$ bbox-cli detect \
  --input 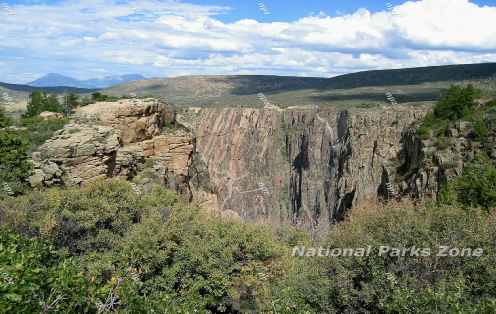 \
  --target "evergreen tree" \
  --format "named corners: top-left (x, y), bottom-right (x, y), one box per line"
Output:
top-left (24, 91), bottom-right (64, 117)
top-left (0, 131), bottom-right (31, 194)
top-left (63, 93), bottom-right (80, 116)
